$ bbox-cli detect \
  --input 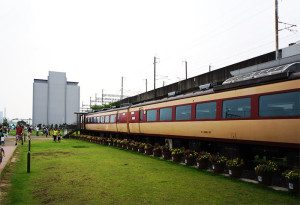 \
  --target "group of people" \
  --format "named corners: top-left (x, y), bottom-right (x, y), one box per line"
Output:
top-left (0, 126), bottom-right (6, 165)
